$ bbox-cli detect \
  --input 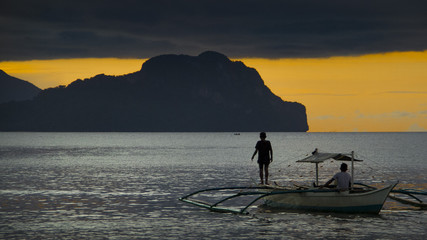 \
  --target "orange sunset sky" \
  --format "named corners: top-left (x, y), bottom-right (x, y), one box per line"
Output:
top-left (2, 1), bottom-right (427, 132)
top-left (1, 51), bottom-right (426, 132)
